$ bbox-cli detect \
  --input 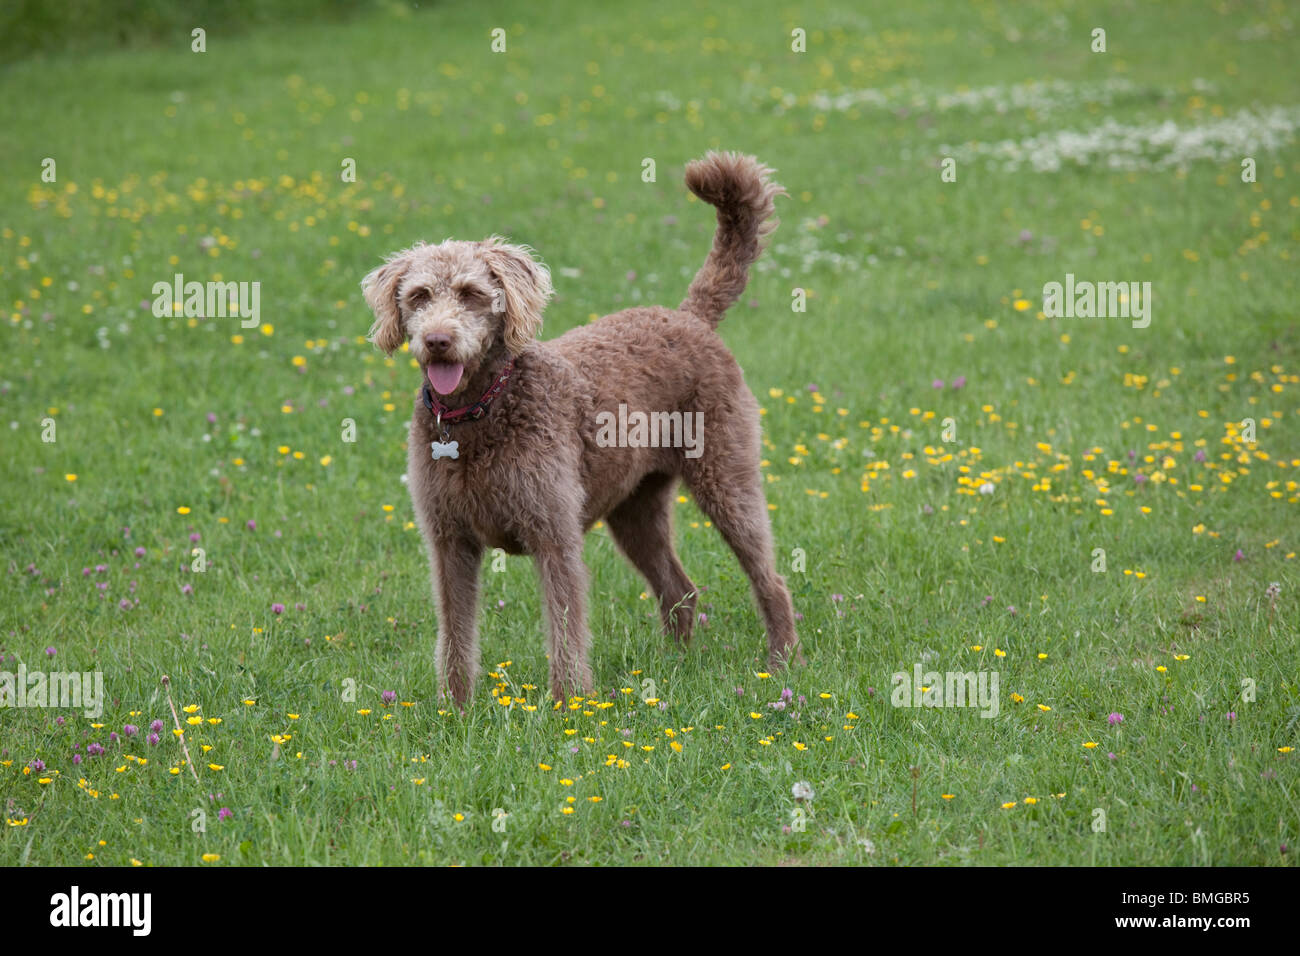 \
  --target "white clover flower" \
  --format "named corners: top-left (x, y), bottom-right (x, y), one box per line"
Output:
top-left (792, 781), bottom-right (814, 802)
top-left (940, 106), bottom-right (1300, 174)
